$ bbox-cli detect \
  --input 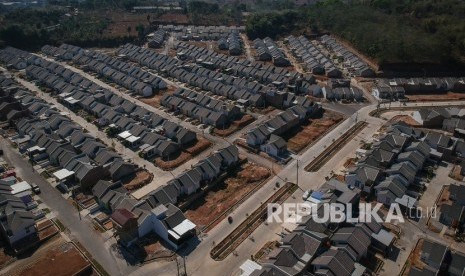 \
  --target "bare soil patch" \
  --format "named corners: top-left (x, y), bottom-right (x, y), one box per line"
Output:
top-left (214, 114), bottom-right (255, 137)
top-left (12, 242), bottom-right (90, 276)
top-left (122, 170), bottom-right (153, 191)
top-left (103, 12), bottom-right (150, 38)
top-left (155, 137), bottom-right (212, 170)
top-left (287, 110), bottom-right (343, 153)
top-left (389, 115), bottom-right (421, 126)
top-left (402, 239), bottom-right (424, 276)
top-left (450, 165), bottom-right (464, 181)
top-left (139, 85), bottom-right (177, 108)
top-left (156, 13), bottom-right (189, 24)
top-left (0, 247), bottom-right (15, 270)
top-left (407, 92), bottom-right (465, 102)
top-left (185, 163), bottom-right (270, 229)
